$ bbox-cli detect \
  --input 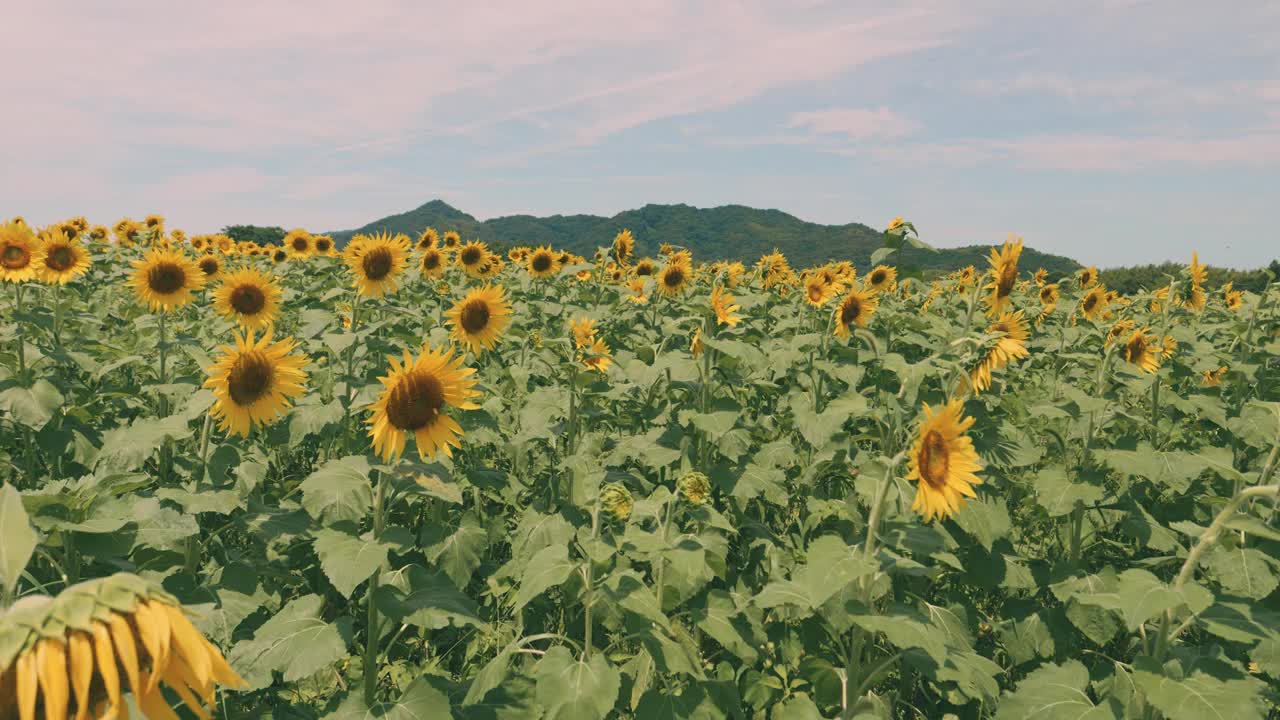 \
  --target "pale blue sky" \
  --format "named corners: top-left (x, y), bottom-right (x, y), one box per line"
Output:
top-left (4, 1), bottom-right (1277, 267)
